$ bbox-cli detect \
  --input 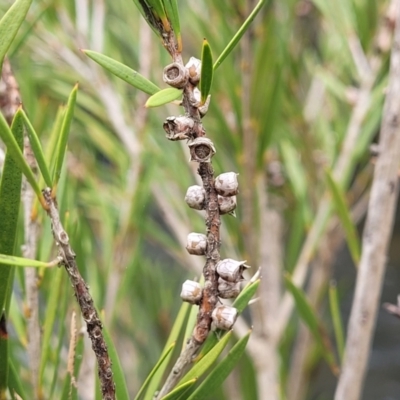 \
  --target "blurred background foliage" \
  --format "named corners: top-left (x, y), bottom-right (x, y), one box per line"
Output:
top-left (1, 0), bottom-right (400, 399)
